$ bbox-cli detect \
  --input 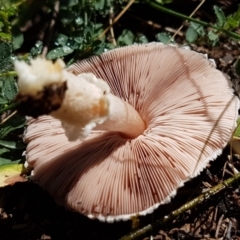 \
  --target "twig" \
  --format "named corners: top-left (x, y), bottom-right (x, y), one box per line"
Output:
top-left (41, 1), bottom-right (60, 57)
top-left (213, 205), bottom-right (218, 222)
top-left (109, 7), bottom-right (117, 46)
top-left (215, 214), bottom-right (225, 238)
top-left (0, 110), bottom-right (17, 125)
top-left (225, 219), bottom-right (232, 239)
top-left (98, 0), bottom-right (135, 40)
top-left (168, 0), bottom-right (205, 43)
top-left (222, 160), bottom-right (228, 179)
top-left (119, 172), bottom-right (240, 240)
top-left (227, 162), bottom-right (239, 175)
top-left (165, 27), bottom-right (183, 36)
top-left (209, 206), bottom-right (216, 228)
